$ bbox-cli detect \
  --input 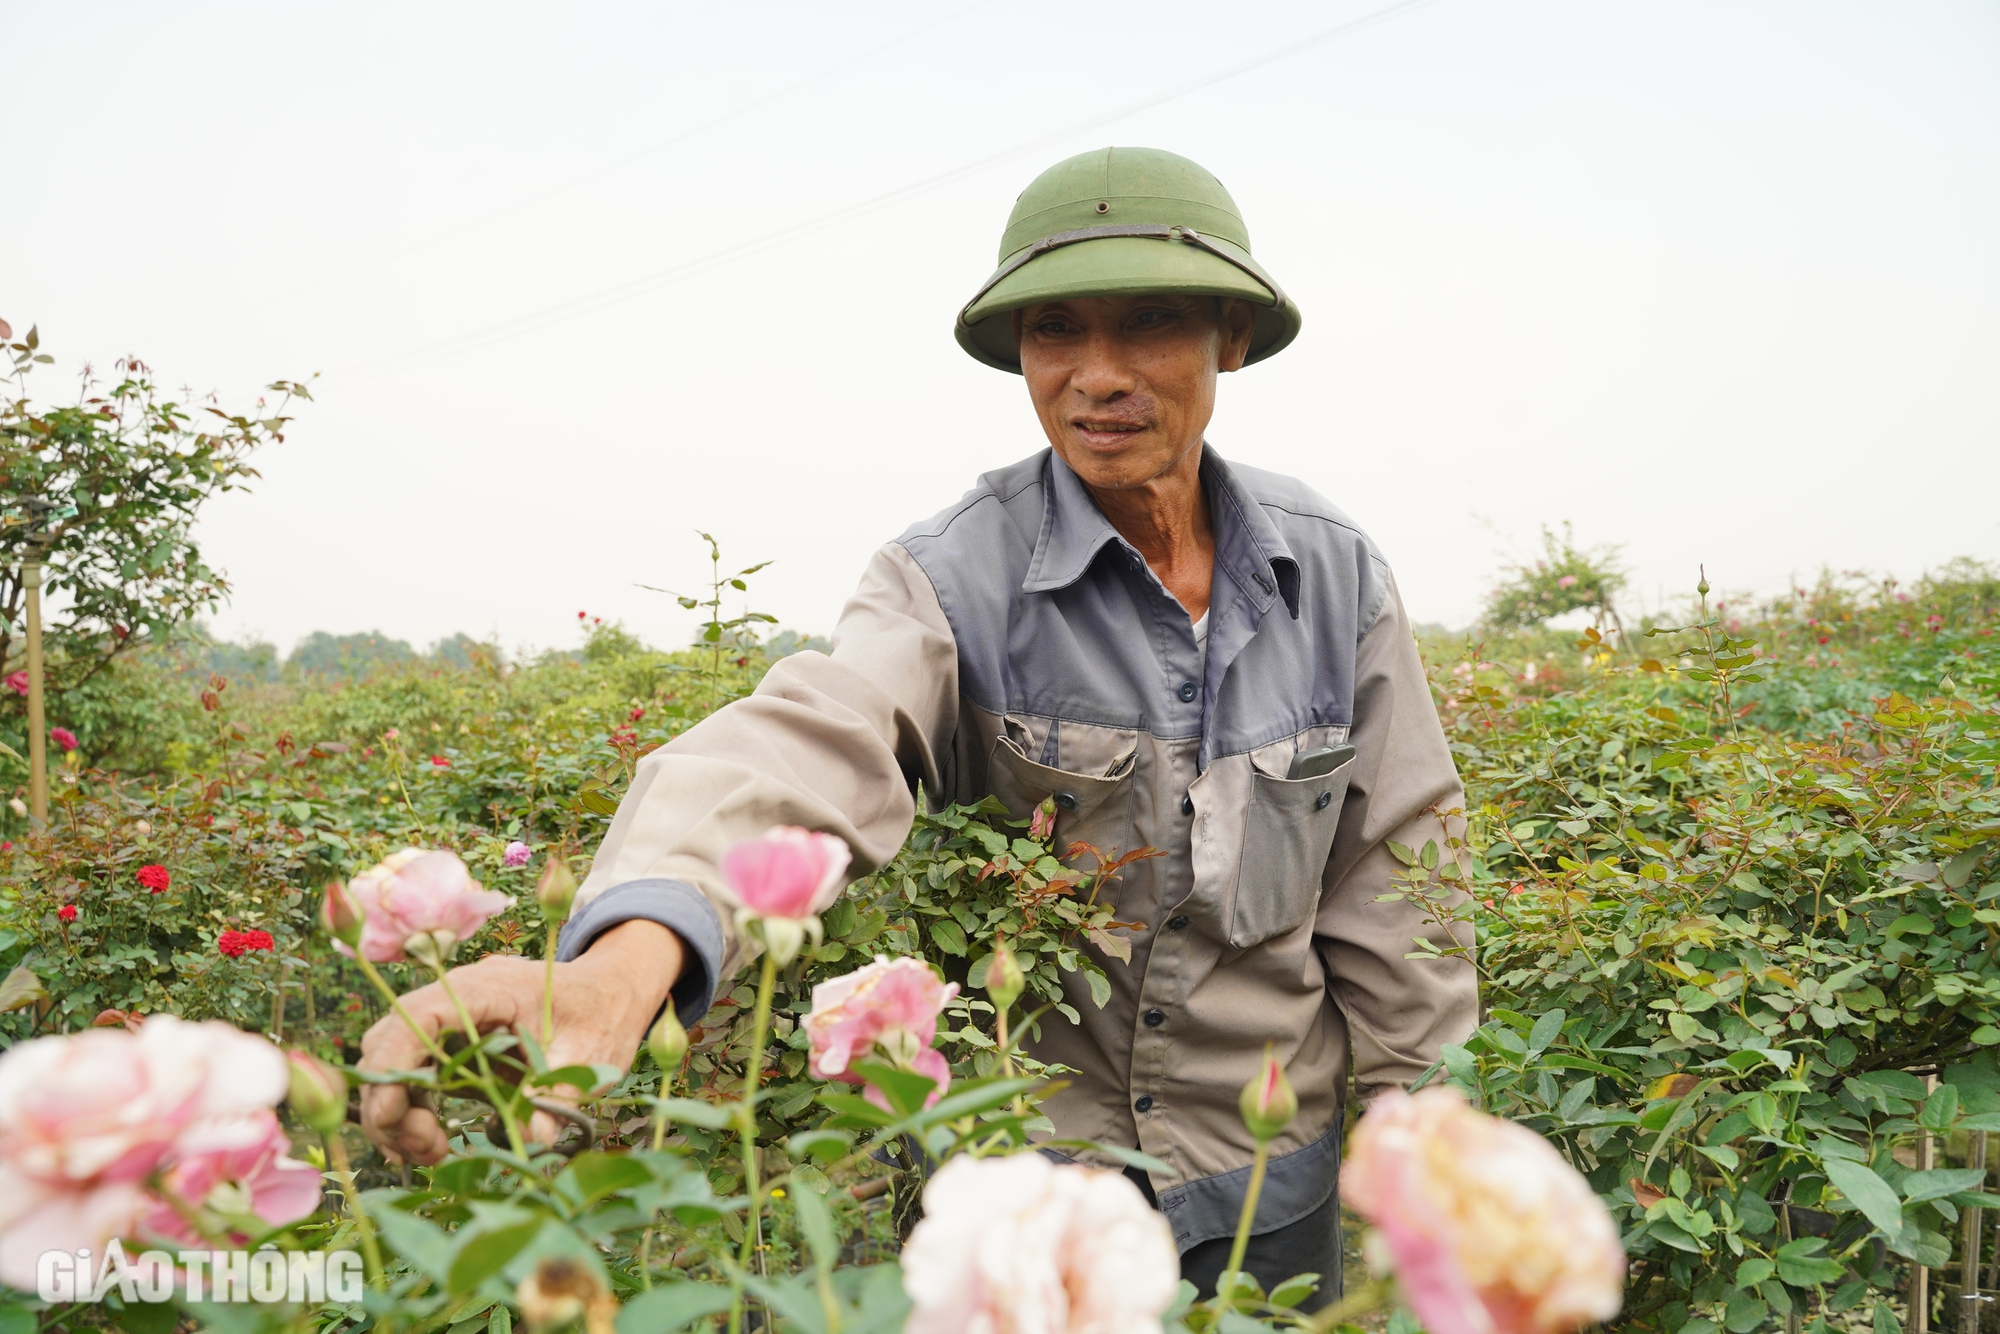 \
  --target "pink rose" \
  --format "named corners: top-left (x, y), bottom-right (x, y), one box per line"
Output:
top-left (902, 1154), bottom-right (1179, 1334)
top-left (138, 1110), bottom-right (321, 1245)
top-left (721, 826), bottom-right (850, 920)
top-left (1556, 575), bottom-right (1578, 589)
top-left (0, 1016), bottom-right (290, 1289)
top-left (805, 956), bottom-right (958, 1109)
top-left (337, 848), bottom-right (512, 964)
top-left (4, 671), bottom-right (26, 695)
top-left (50, 726), bottom-right (78, 753)
top-left (1342, 1086), bottom-right (1624, 1334)
top-left (502, 840), bottom-right (533, 868)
